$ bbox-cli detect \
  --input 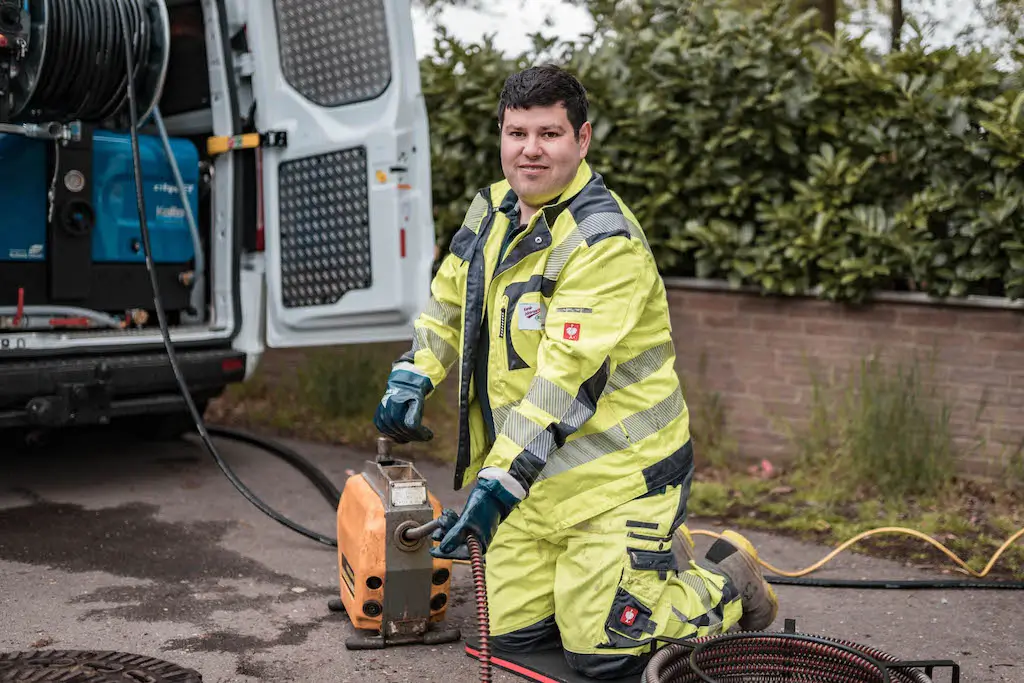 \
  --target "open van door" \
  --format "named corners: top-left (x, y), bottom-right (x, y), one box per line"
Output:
top-left (246, 0), bottom-right (435, 348)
